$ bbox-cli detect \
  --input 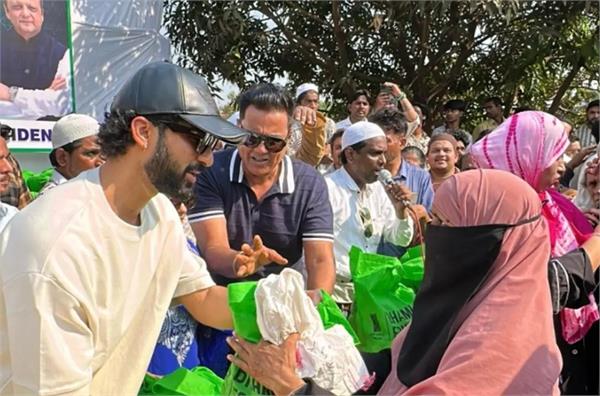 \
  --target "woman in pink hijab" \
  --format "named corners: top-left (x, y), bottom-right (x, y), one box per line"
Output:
top-left (469, 111), bottom-right (592, 256)
top-left (224, 169), bottom-right (562, 396)
top-left (469, 111), bottom-right (598, 394)
top-left (379, 169), bottom-right (561, 395)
